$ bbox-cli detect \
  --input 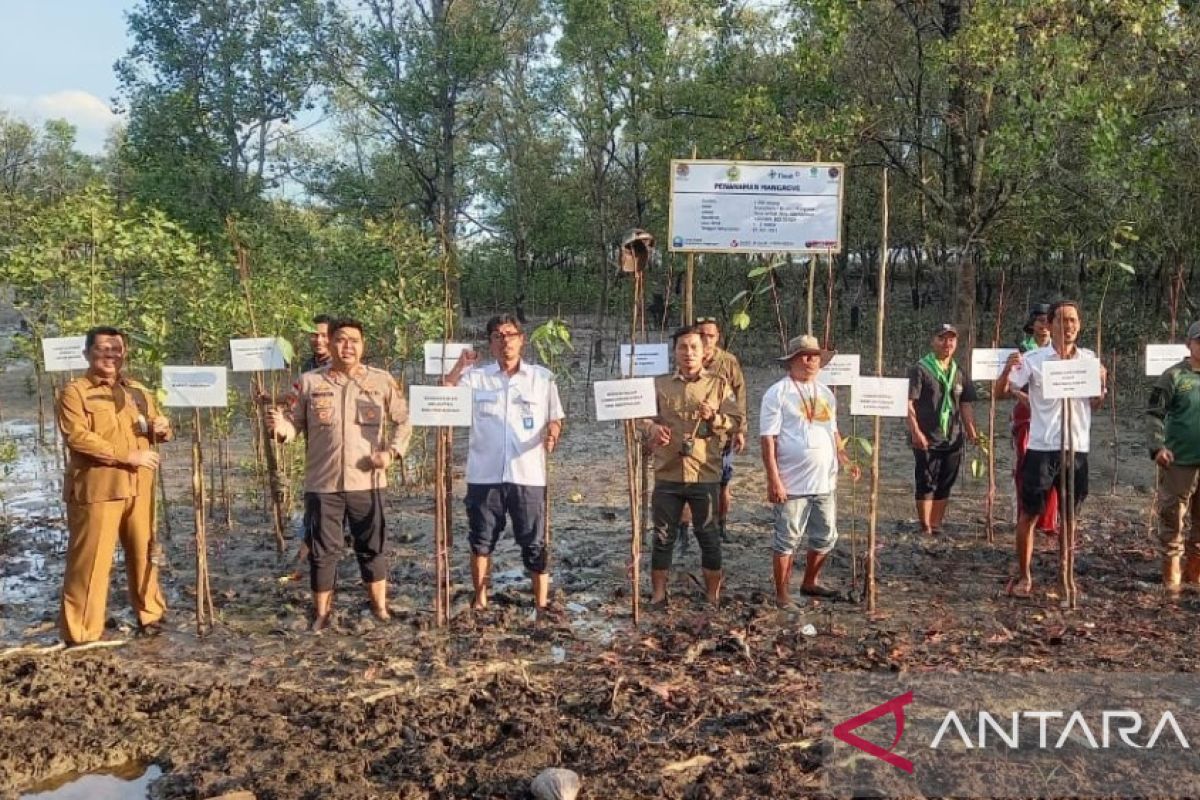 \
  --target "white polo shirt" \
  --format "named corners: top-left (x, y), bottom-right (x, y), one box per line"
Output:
top-left (759, 376), bottom-right (840, 495)
top-left (1008, 345), bottom-right (1097, 453)
top-left (462, 361), bottom-right (565, 486)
